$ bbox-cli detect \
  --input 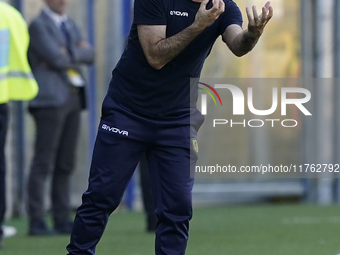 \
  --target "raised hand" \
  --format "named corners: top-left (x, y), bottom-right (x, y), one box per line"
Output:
top-left (194, 0), bottom-right (225, 29)
top-left (246, 1), bottom-right (273, 38)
